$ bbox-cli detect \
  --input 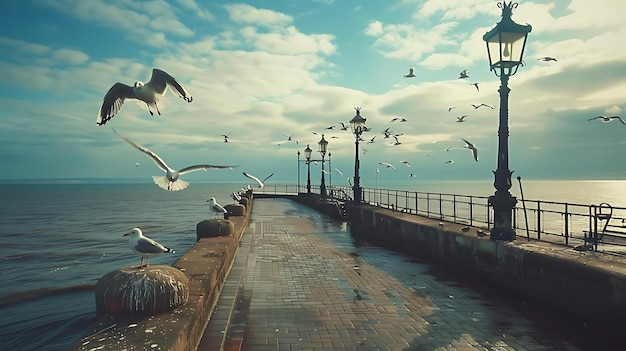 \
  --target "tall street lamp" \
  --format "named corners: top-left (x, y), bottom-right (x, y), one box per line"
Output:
top-left (318, 134), bottom-right (328, 196)
top-left (350, 107), bottom-right (366, 203)
top-left (304, 145), bottom-right (312, 194)
top-left (297, 151), bottom-right (301, 193)
top-left (483, 1), bottom-right (531, 241)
